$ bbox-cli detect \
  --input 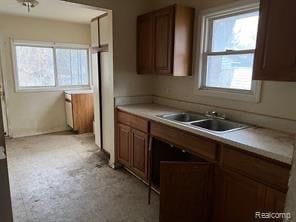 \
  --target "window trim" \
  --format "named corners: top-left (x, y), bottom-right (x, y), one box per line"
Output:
top-left (194, 0), bottom-right (262, 103)
top-left (11, 39), bottom-right (92, 92)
